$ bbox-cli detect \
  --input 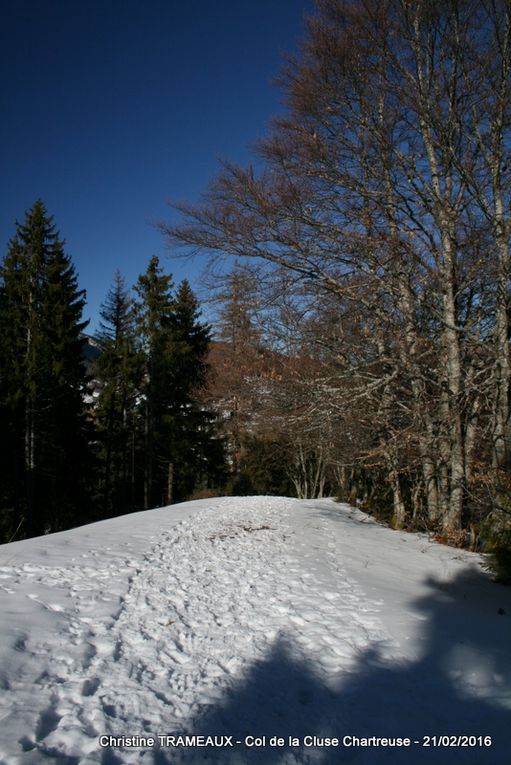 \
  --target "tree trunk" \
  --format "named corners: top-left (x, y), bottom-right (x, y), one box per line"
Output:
top-left (492, 235), bottom-right (510, 469)
top-left (143, 398), bottom-right (152, 510)
top-left (166, 462), bottom-right (174, 505)
top-left (24, 396), bottom-right (35, 536)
